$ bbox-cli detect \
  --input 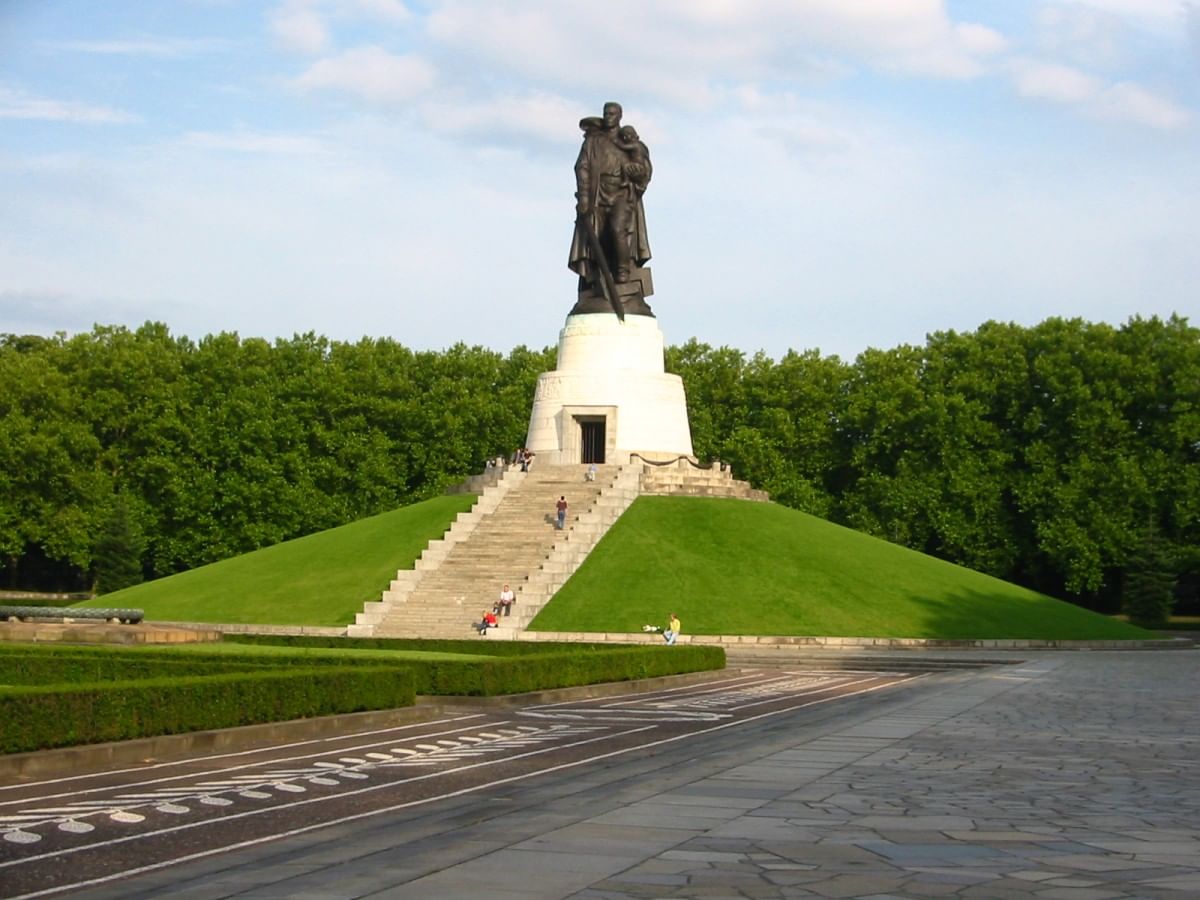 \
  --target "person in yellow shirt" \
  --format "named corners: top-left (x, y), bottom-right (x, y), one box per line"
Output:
top-left (664, 613), bottom-right (681, 645)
